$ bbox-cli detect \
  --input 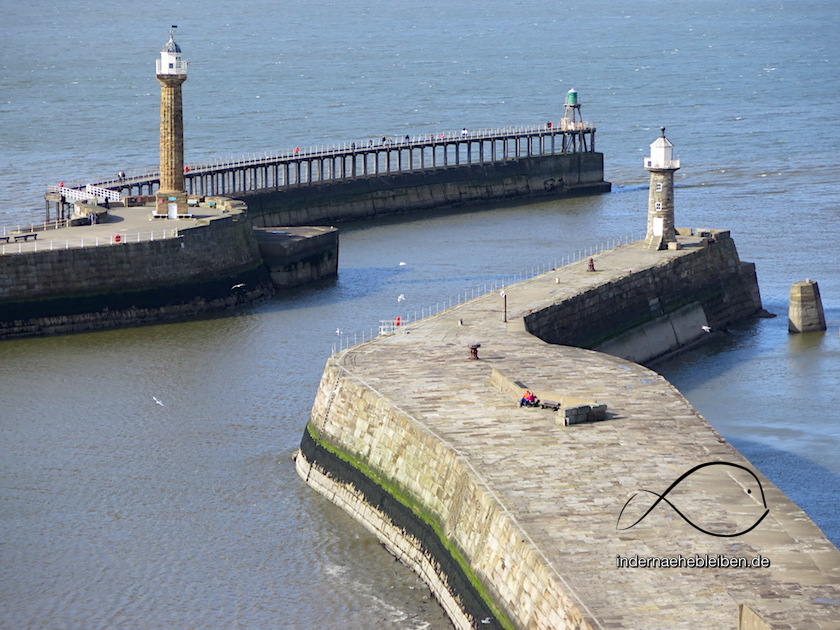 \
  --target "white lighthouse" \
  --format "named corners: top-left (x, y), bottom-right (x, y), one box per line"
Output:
top-left (155, 27), bottom-right (189, 218)
top-left (643, 127), bottom-right (680, 251)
